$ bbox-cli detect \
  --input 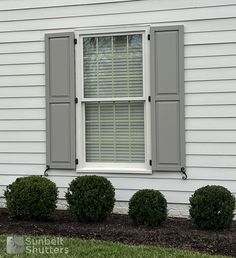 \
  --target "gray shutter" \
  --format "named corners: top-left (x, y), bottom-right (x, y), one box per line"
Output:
top-left (45, 32), bottom-right (76, 169)
top-left (150, 26), bottom-right (185, 171)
